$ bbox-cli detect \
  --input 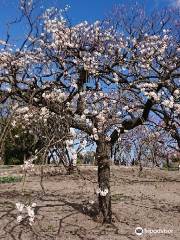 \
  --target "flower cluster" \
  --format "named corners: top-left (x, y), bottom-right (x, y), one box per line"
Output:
top-left (66, 138), bottom-right (77, 166)
top-left (42, 89), bottom-right (67, 103)
top-left (16, 202), bottom-right (36, 225)
top-left (96, 188), bottom-right (109, 196)
top-left (21, 157), bottom-right (35, 172)
top-left (41, 11), bottom-right (126, 76)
